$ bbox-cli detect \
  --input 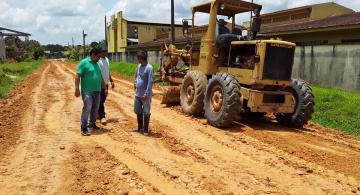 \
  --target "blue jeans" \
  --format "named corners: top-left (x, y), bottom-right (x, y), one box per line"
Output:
top-left (134, 96), bottom-right (151, 116)
top-left (81, 92), bottom-right (100, 129)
